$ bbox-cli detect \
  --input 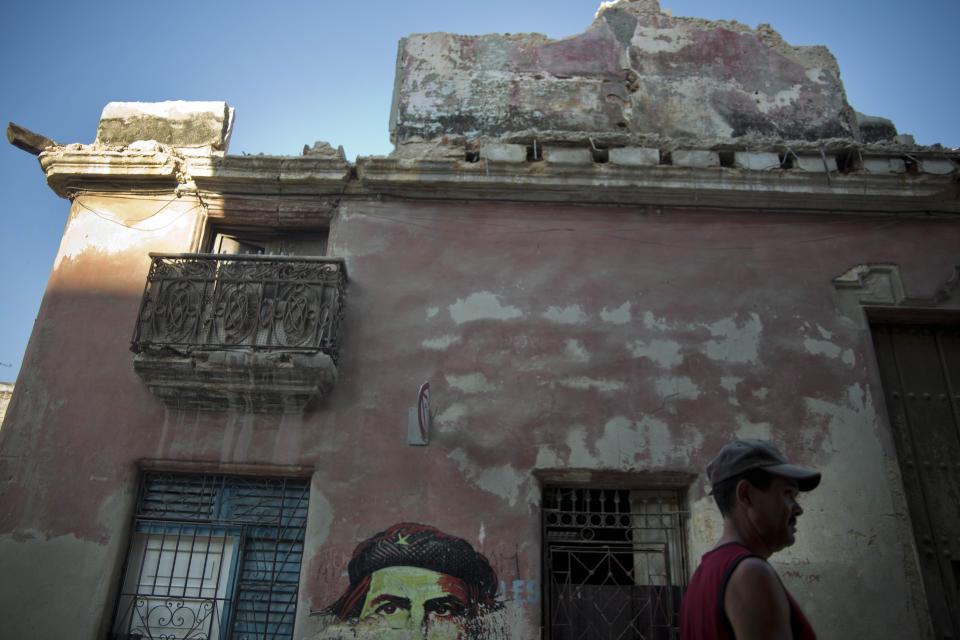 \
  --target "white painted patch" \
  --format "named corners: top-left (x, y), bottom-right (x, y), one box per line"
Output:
top-left (628, 339), bottom-right (683, 367)
top-left (445, 372), bottom-right (497, 394)
top-left (421, 334), bottom-right (461, 350)
top-left (448, 449), bottom-right (525, 506)
top-left (600, 302), bottom-right (632, 325)
top-left (564, 339), bottom-right (590, 362)
top-left (806, 68), bottom-right (826, 84)
top-left (842, 349), bottom-right (856, 367)
top-left (655, 376), bottom-right (701, 400)
top-left (542, 304), bottom-right (588, 325)
top-left (757, 84), bottom-right (802, 114)
top-left (720, 376), bottom-right (741, 393)
top-left (735, 416), bottom-right (772, 440)
top-left (558, 377), bottom-right (625, 393)
top-left (565, 428), bottom-right (595, 467)
top-left (436, 403), bottom-right (468, 426)
top-left (721, 376), bottom-right (742, 406)
top-left (448, 291), bottom-right (523, 324)
top-left (631, 25), bottom-right (693, 53)
top-left (535, 445), bottom-right (563, 468)
top-left (703, 314), bottom-right (762, 364)
top-left (594, 415), bottom-right (700, 468)
top-left (816, 324), bottom-right (834, 339)
top-left (688, 494), bottom-right (725, 559)
top-left (803, 383), bottom-right (874, 455)
top-left (804, 338), bottom-right (843, 359)
top-left (643, 311), bottom-right (670, 331)
top-left (752, 387), bottom-right (769, 400)
top-left (426, 306), bottom-right (440, 319)
top-left (55, 203), bottom-right (196, 270)
top-left (593, 415), bottom-right (641, 467)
